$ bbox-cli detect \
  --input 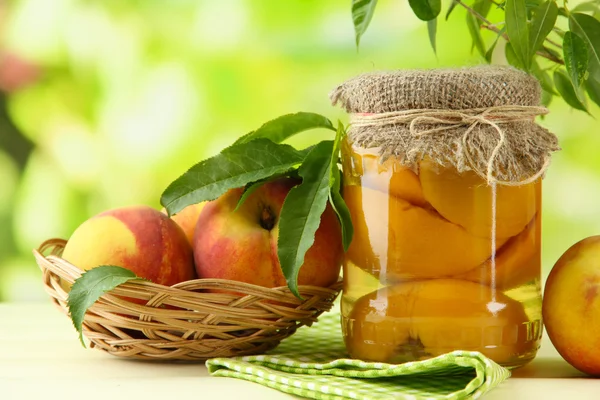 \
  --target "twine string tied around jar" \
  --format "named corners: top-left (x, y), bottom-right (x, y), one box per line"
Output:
top-left (349, 105), bottom-right (550, 186)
